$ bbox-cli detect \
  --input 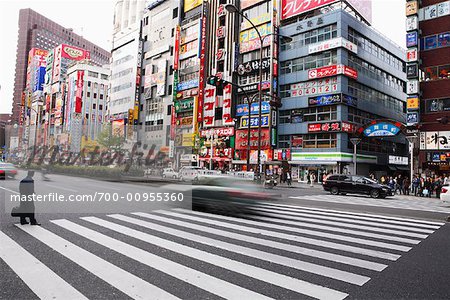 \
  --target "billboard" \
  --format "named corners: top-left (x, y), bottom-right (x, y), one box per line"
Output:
top-left (32, 66), bottom-right (46, 92)
top-left (346, 0), bottom-right (372, 24)
top-left (184, 0), bottom-right (202, 13)
top-left (308, 37), bottom-right (358, 54)
top-left (307, 64), bottom-right (357, 80)
top-left (61, 44), bottom-right (90, 61)
top-left (420, 131), bottom-right (450, 150)
top-left (236, 102), bottom-right (271, 117)
top-left (281, 0), bottom-right (339, 20)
